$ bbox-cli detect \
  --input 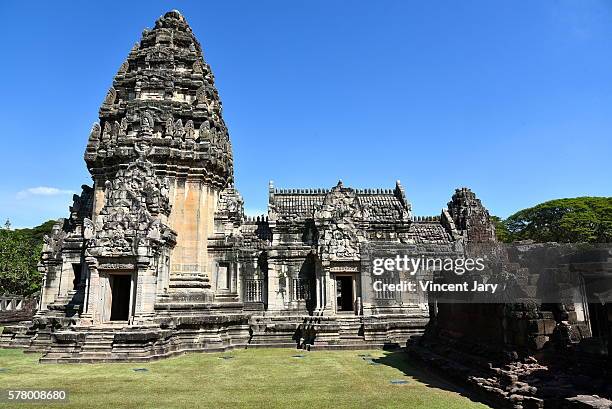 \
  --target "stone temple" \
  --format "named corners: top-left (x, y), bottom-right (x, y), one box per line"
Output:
top-left (0, 11), bottom-right (498, 362)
